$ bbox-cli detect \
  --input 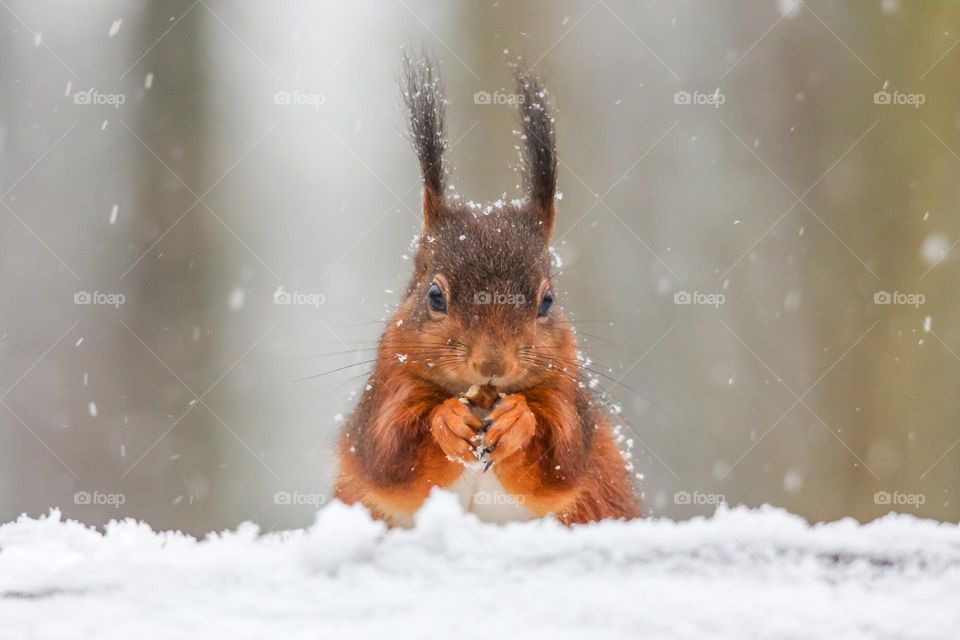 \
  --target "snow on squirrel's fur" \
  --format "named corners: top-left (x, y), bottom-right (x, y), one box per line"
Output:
top-left (1, 491), bottom-right (959, 639)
